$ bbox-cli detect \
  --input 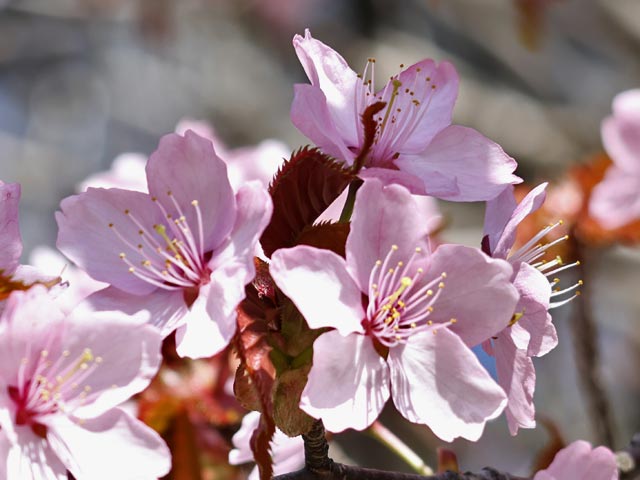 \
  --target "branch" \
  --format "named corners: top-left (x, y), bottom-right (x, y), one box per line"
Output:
top-left (274, 421), bottom-right (640, 480)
